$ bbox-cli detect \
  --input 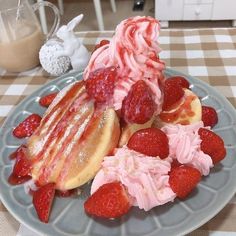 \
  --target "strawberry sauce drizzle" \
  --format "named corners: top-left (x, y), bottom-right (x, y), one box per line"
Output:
top-left (56, 113), bottom-right (102, 188)
top-left (31, 87), bottom-right (86, 164)
top-left (159, 95), bottom-right (196, 124)
top-left (37, 100), bottom-right (93, 185)
top-left (35, 82), bottom-right (84, 136)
